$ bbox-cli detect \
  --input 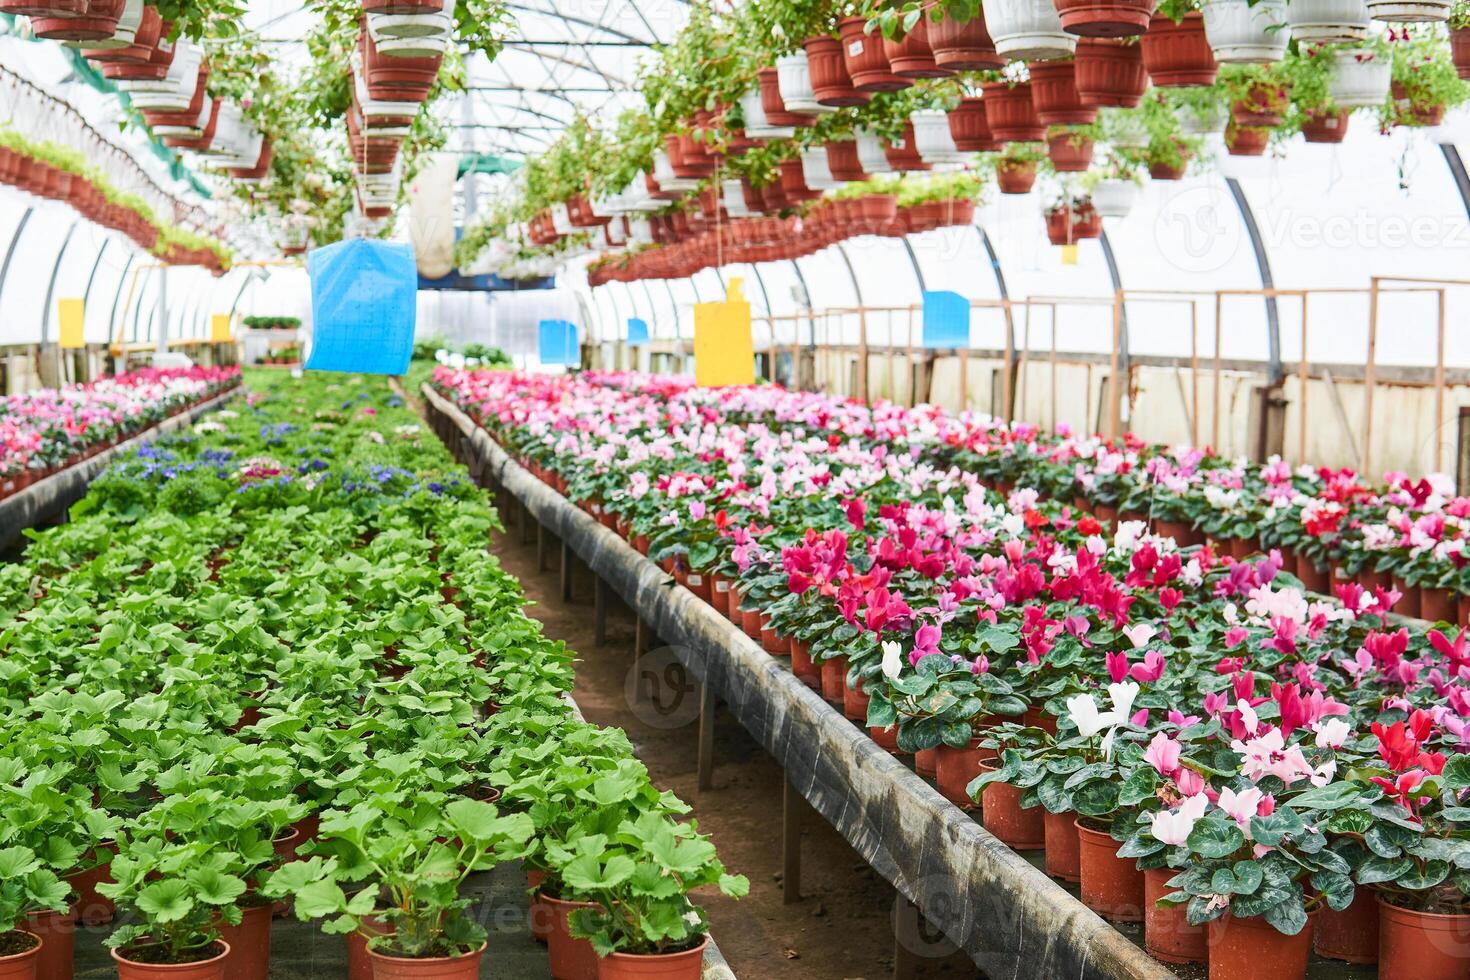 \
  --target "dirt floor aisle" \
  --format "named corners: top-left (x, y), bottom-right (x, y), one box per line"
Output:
top-left (486, 523), bottom-right (978, 980)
